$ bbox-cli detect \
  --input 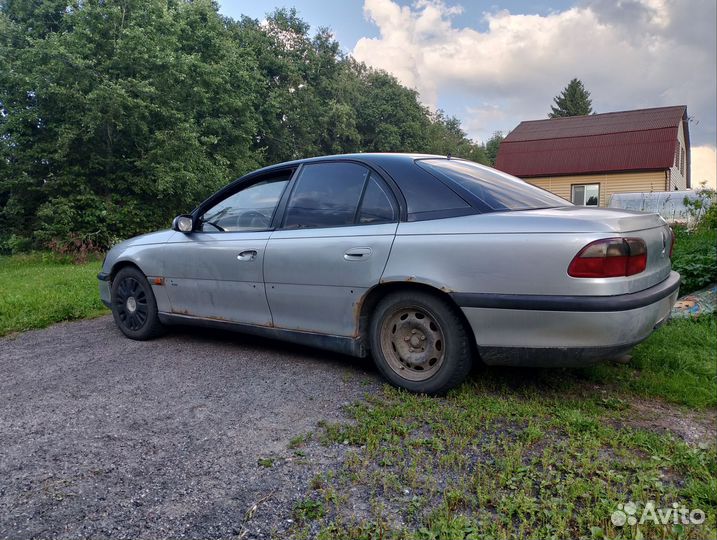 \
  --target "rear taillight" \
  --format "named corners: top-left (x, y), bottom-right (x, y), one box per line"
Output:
top-left (568, 238), bottom-right (648, 278)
